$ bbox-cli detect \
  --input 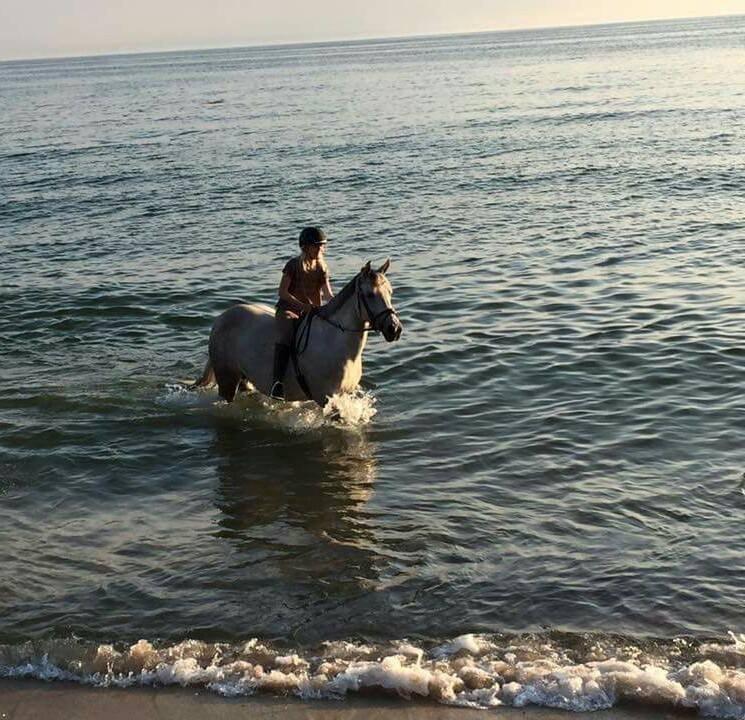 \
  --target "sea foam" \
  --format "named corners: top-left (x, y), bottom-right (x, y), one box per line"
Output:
top-left (3, 632), bottom-right (745, 717)
top-left (157, 382), bottom-right (376, 429)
